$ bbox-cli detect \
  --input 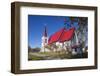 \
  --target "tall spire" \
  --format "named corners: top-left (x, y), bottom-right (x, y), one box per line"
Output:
top-left (43, 25), bottom-right (47, 37)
